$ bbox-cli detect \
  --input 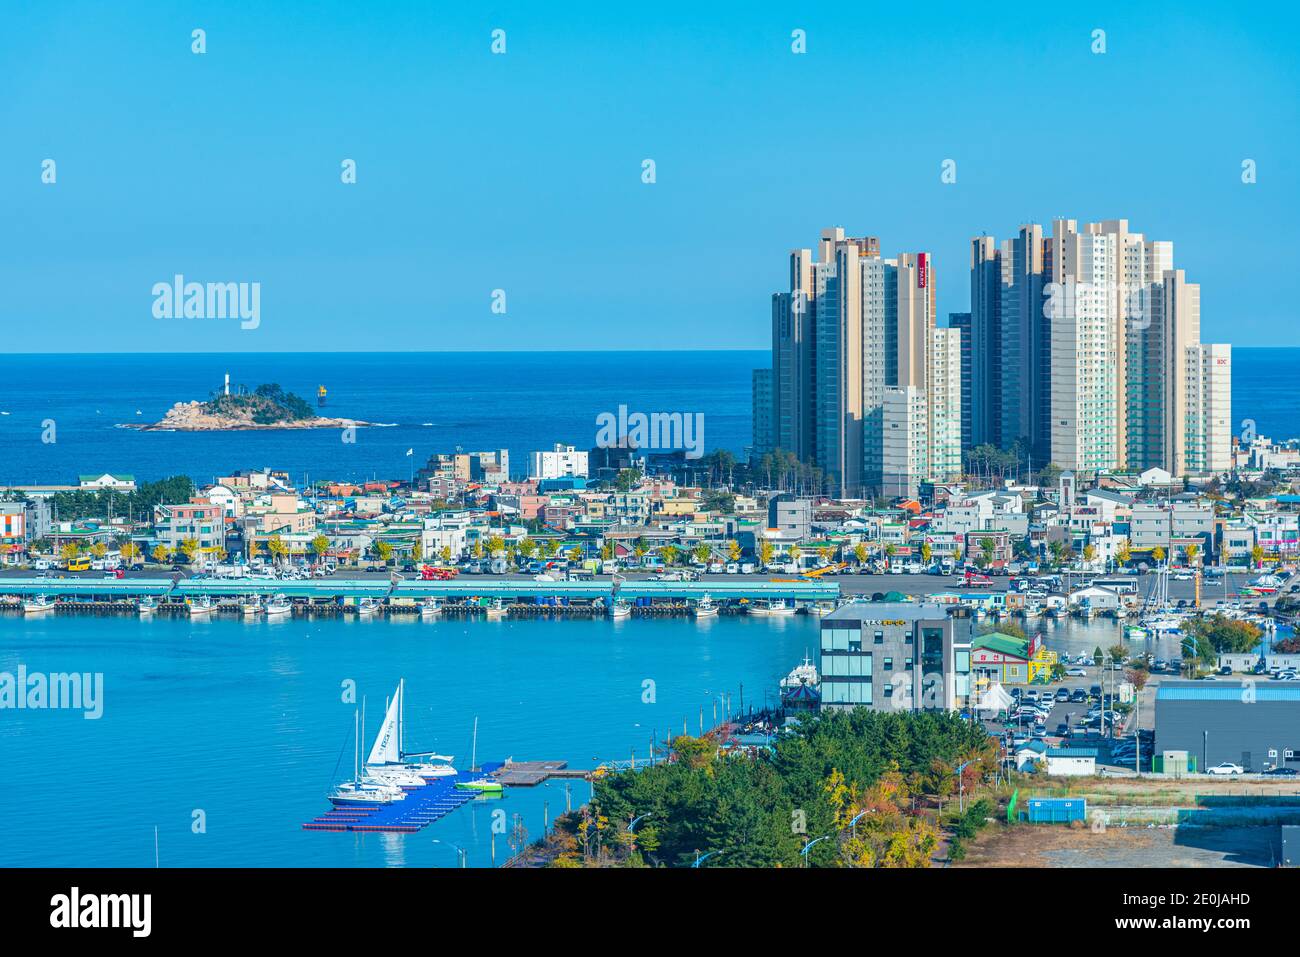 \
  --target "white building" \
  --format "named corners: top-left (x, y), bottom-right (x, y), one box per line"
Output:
top-left (79, 473), bottom-right (136, 491)
top-left (528, 444), bottom-right (588, 481)
top-left (882, 386), bottom-right (928, 499)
